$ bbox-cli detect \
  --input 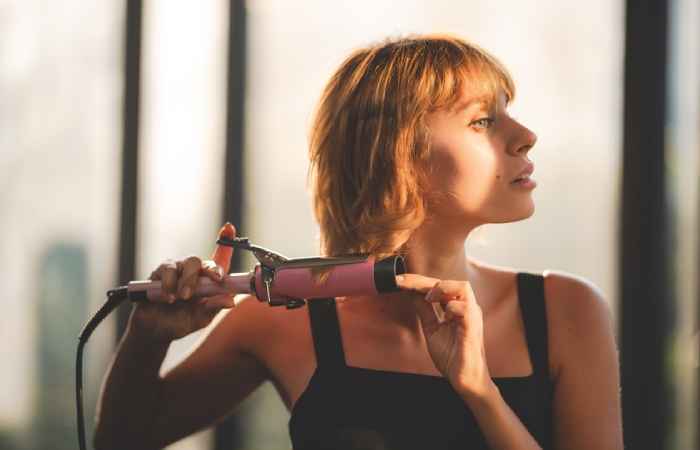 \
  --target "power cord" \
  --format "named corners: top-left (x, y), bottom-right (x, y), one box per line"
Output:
top-left (76, 286), bottom-right (129, 450)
